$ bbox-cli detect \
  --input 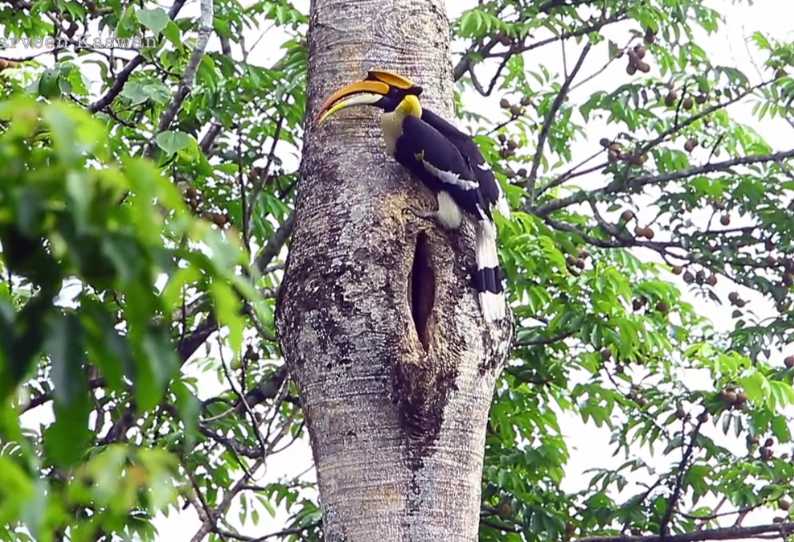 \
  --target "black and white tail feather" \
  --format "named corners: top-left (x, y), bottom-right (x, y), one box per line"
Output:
top-left (473, 182), bottom-right (509, 322)
top-left (387, 108), bottom-right (510, 322)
